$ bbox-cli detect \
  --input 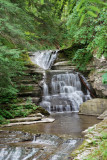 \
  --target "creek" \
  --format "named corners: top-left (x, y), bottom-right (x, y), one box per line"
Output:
top-left (0, 50), bottom-right (101, 160)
